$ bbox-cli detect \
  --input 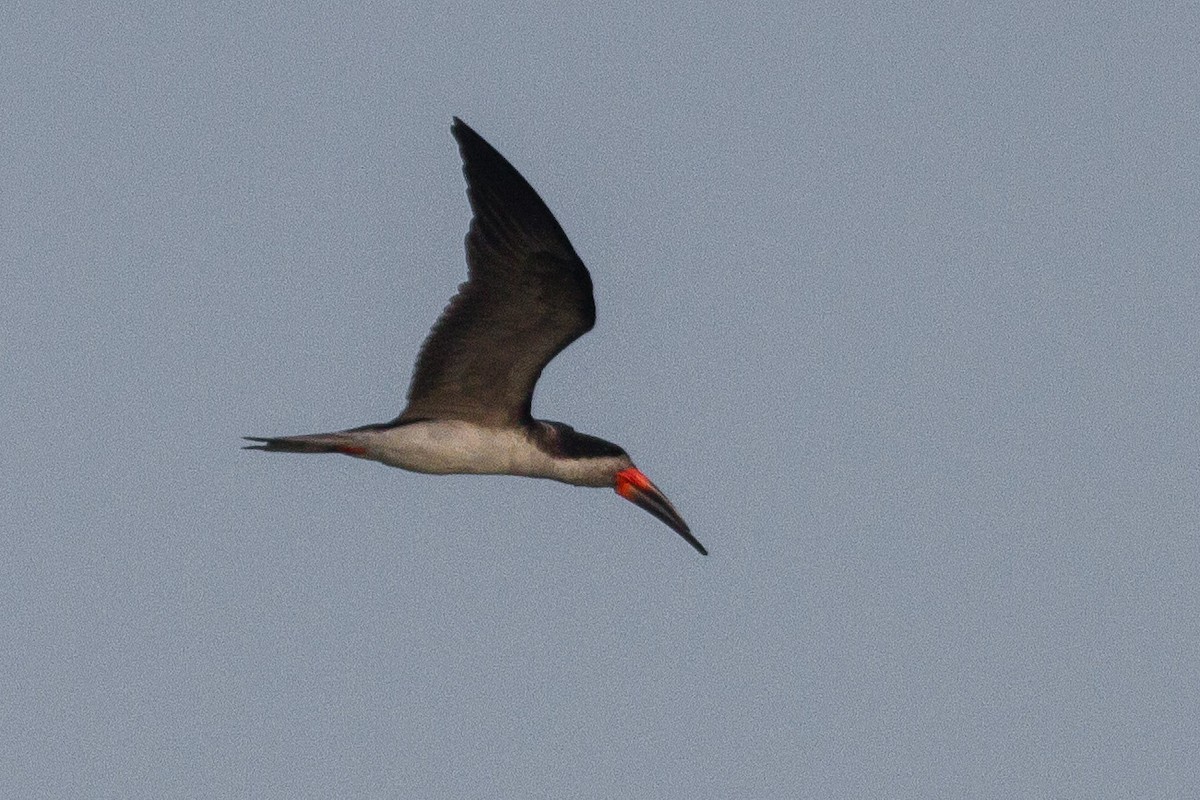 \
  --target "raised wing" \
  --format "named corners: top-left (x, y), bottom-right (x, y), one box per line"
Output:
top-left (395, 118), bottom-right (596, 427)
